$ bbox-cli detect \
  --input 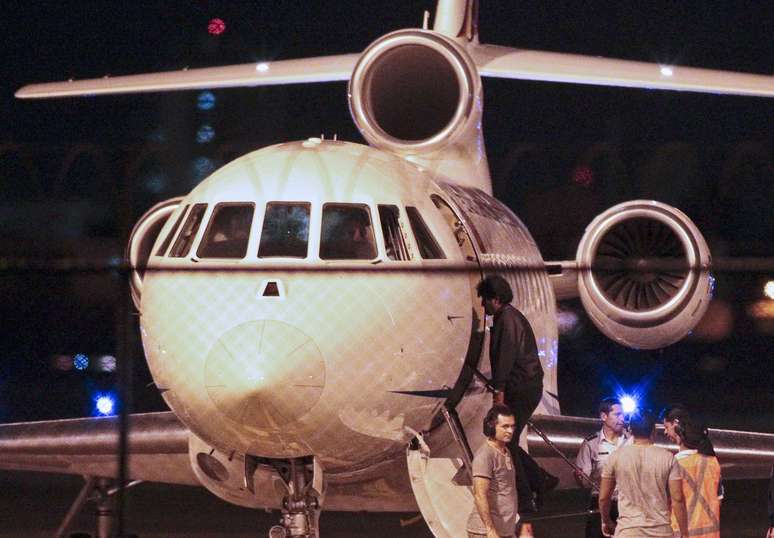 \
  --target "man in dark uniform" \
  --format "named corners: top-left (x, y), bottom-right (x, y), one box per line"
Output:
top-left (575, 397), bottom-right (630, 538)
top-left (477, 275), bottom-right (556, 513)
